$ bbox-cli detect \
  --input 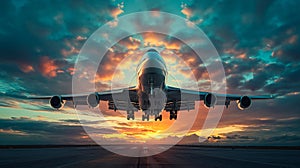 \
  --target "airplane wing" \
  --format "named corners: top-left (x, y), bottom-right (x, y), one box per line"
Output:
top-left (166, 85), bottom-right (273, 110)
top-left (28, 84), bottom-right (273, 112)
top-left (28, 86), bottom-right (139, 110)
